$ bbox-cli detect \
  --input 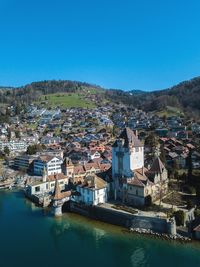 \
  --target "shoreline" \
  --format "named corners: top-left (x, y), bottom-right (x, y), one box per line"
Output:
top-left (1, 189), bottom-right (196, 245)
